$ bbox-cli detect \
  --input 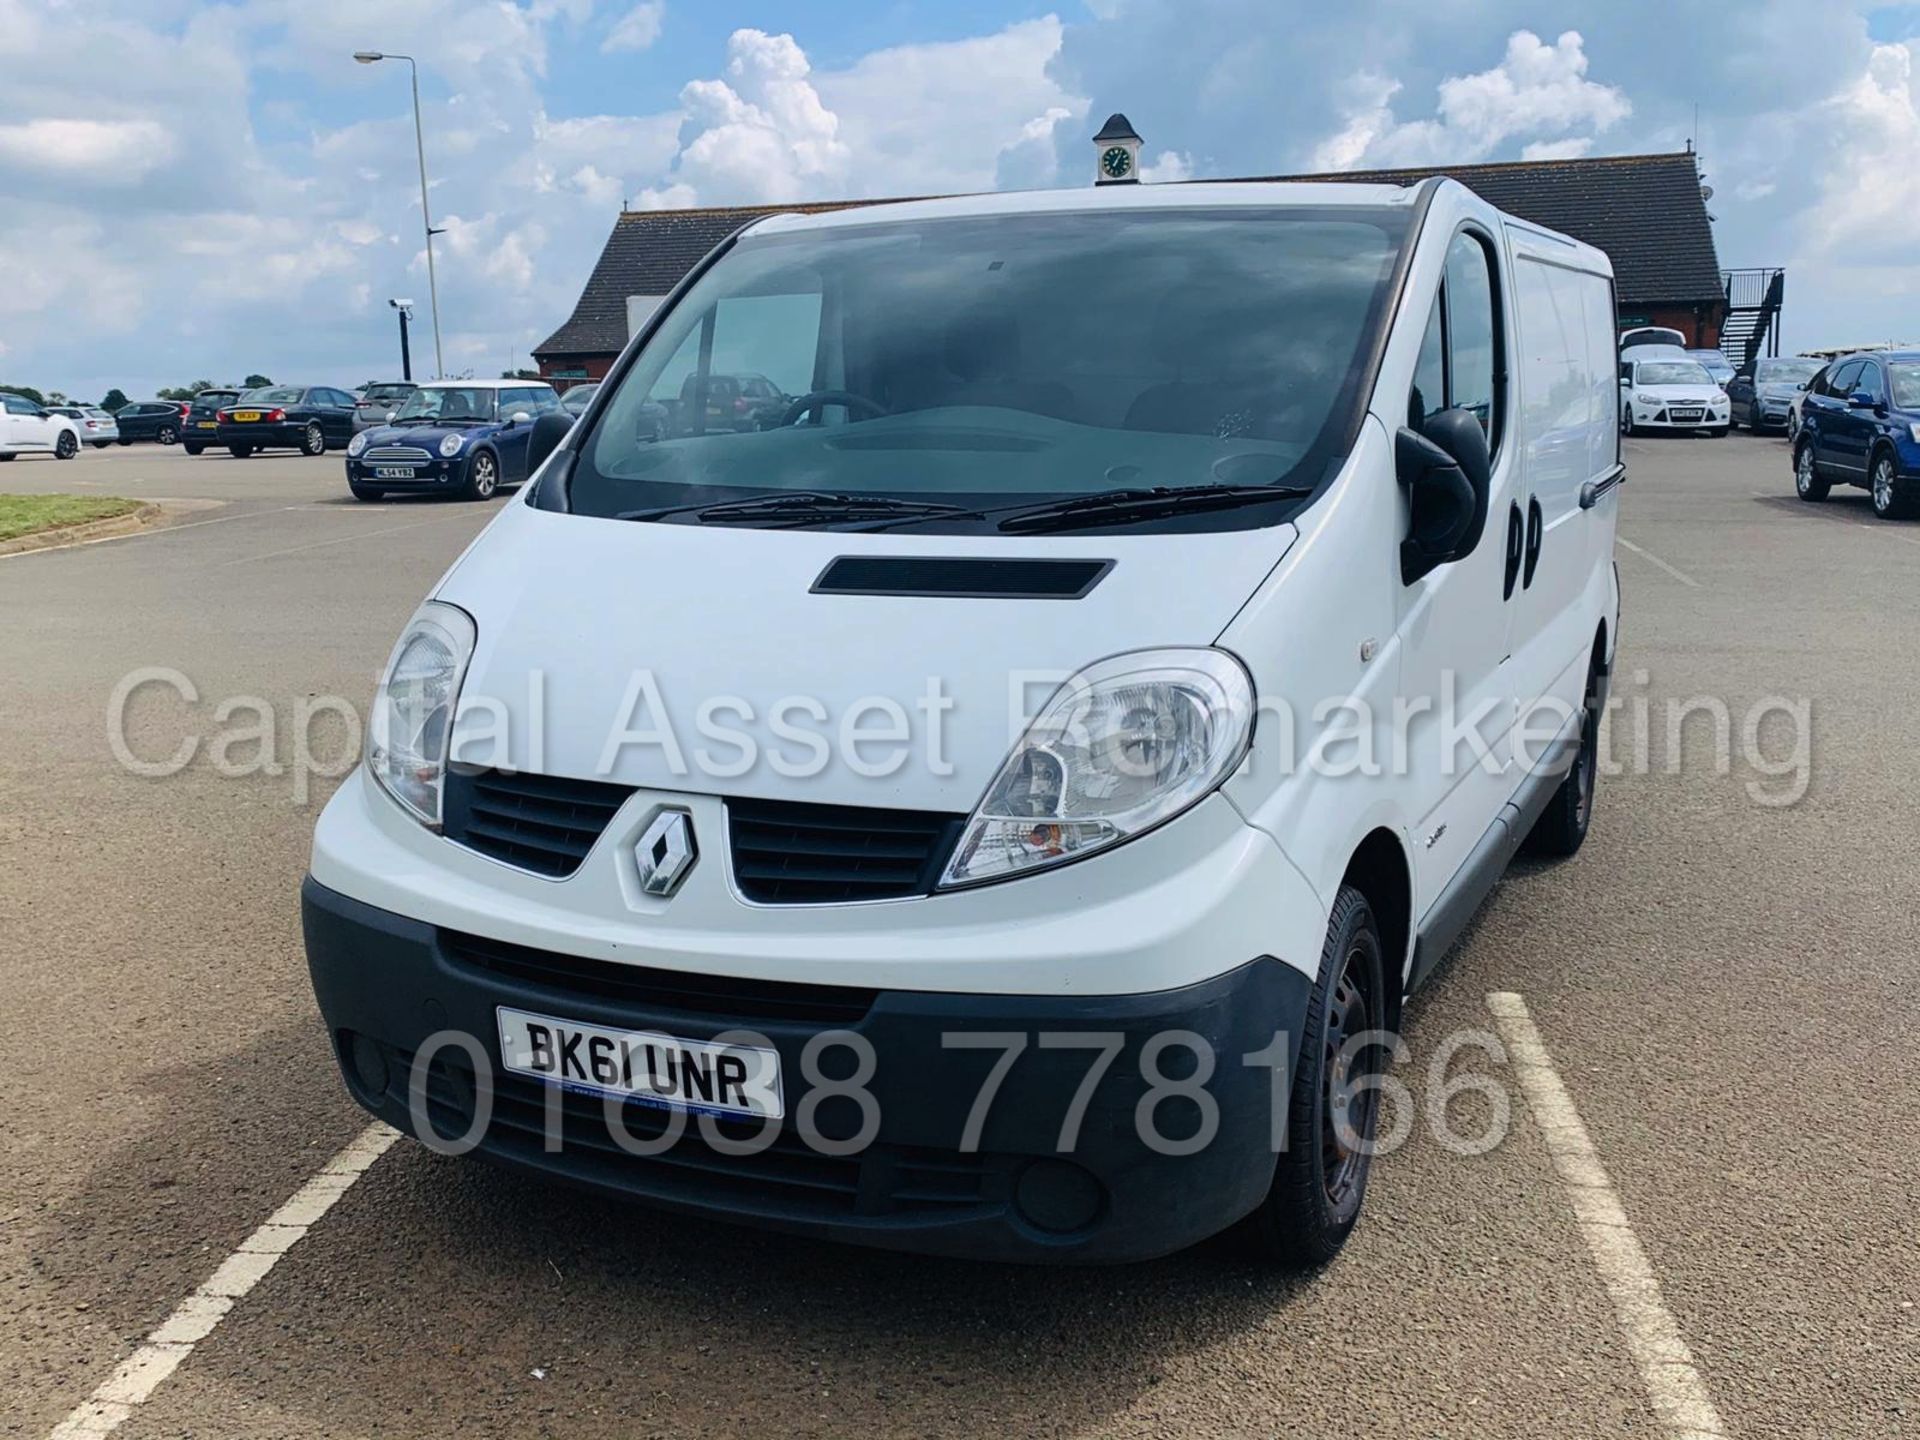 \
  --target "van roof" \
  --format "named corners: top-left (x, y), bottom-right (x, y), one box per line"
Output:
top-left (749, 180), bottom-right (1425, 238)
